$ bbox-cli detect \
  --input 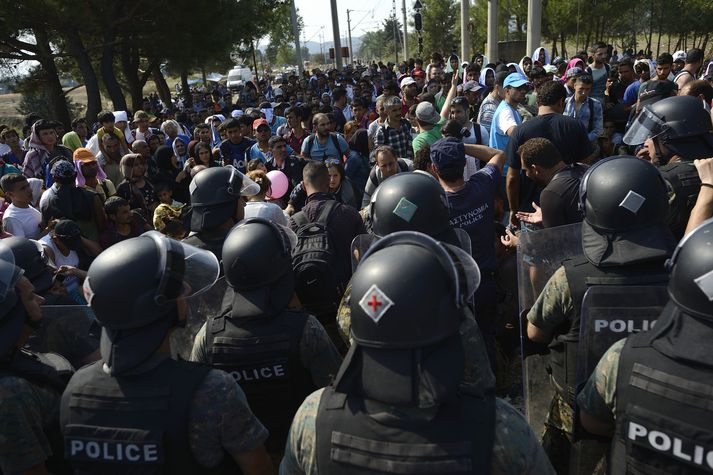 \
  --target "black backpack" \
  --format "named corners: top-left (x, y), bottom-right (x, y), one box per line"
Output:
top-left (291, 200), bottom-right (341, 319)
